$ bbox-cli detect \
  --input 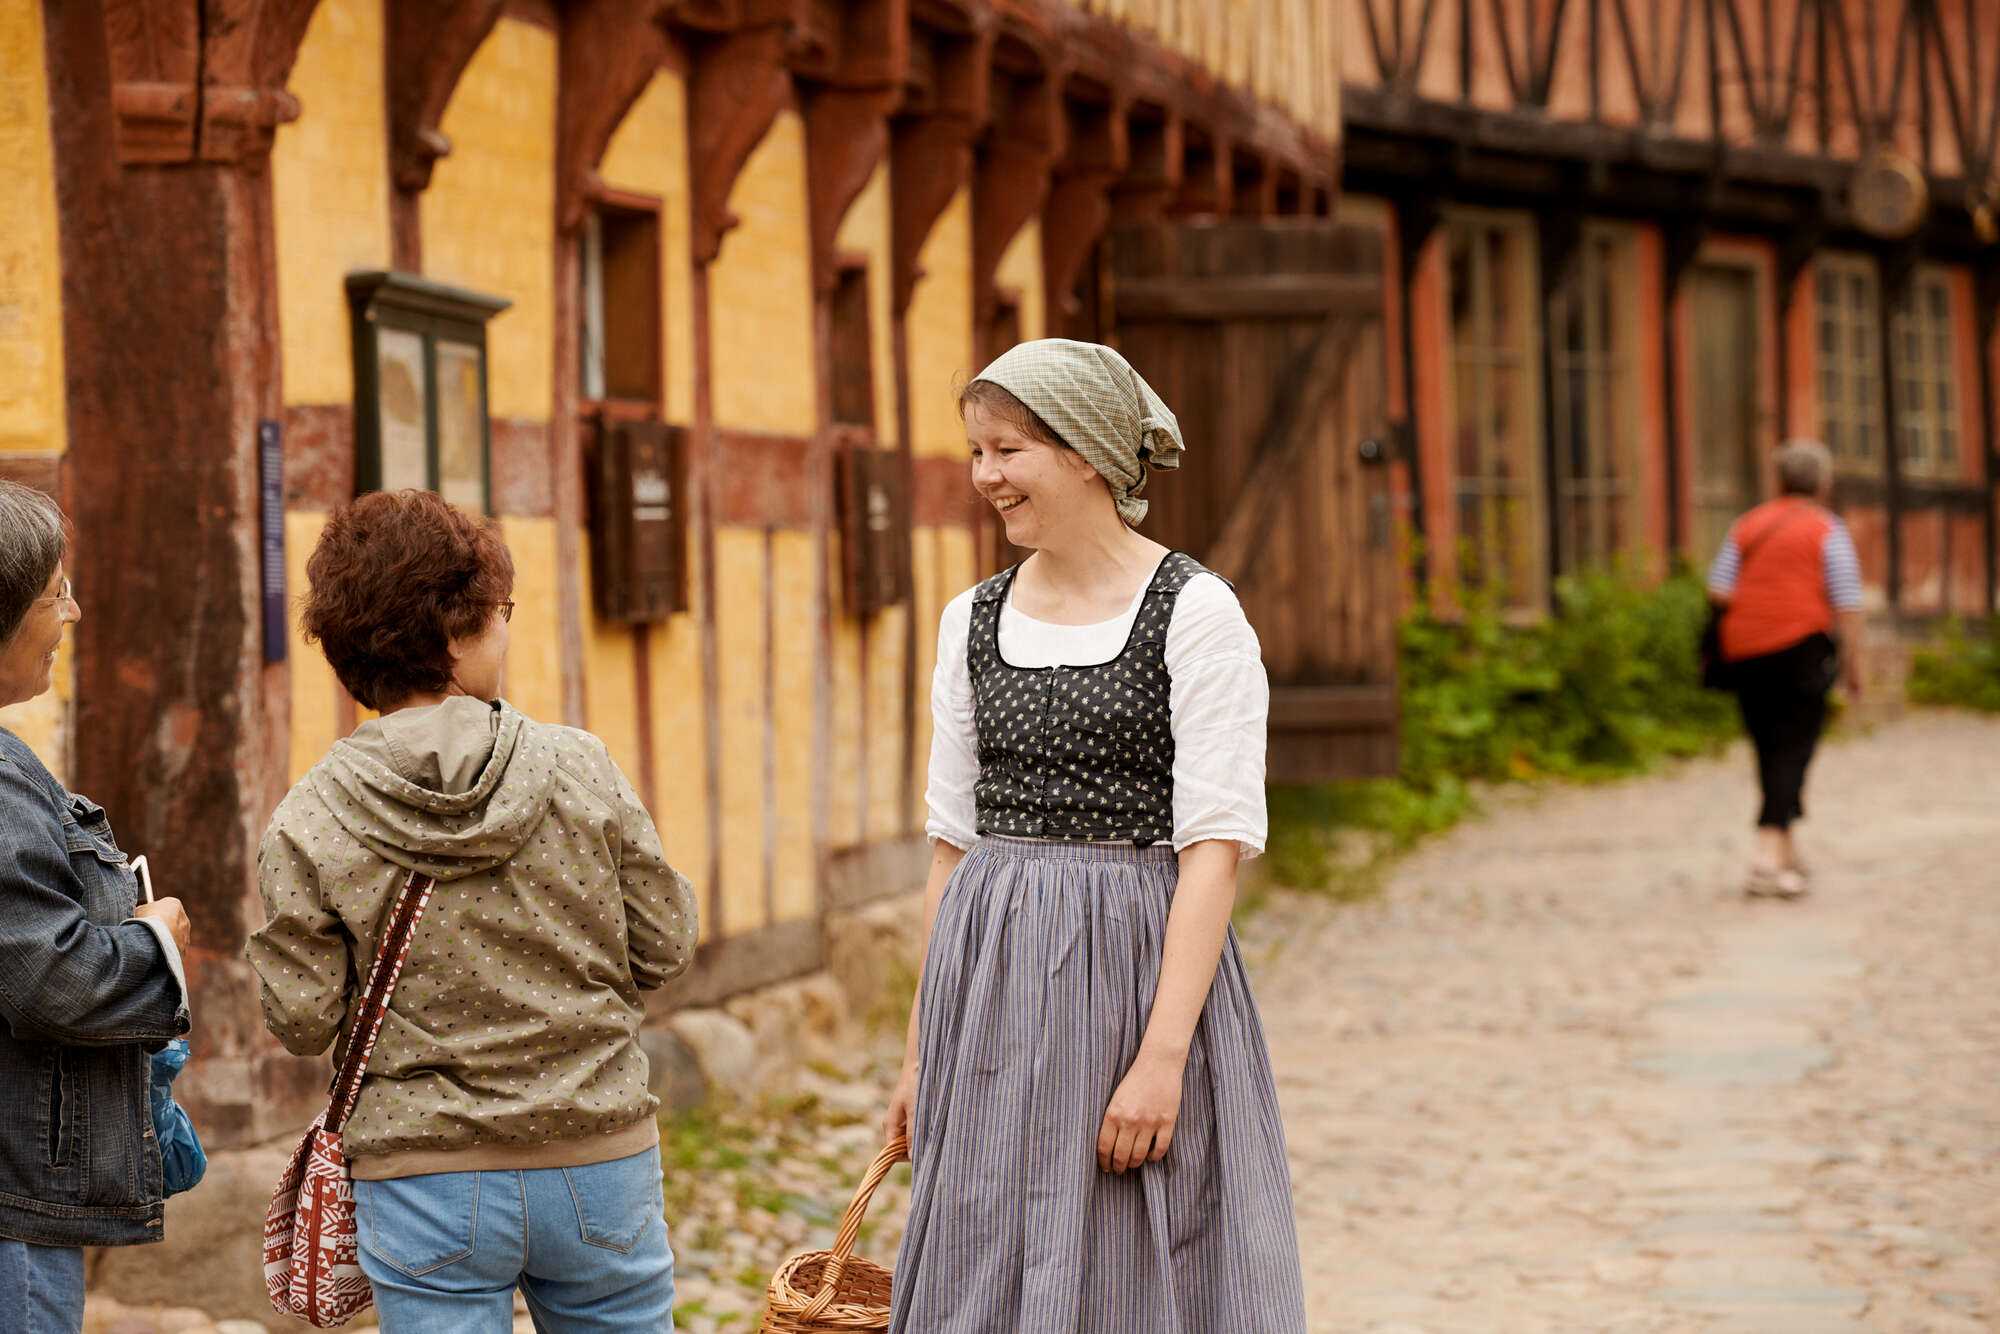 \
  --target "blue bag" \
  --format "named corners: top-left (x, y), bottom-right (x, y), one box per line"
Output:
top-left (149, 1037), bottom-right (207, 1197)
